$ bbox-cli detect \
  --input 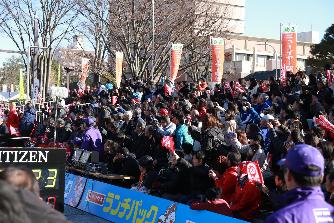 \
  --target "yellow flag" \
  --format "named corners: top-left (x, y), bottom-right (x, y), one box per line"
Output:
top-left (19, 69), bottom-right (25, 100)
top-left (57, 64), bottom-right (61, 87)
